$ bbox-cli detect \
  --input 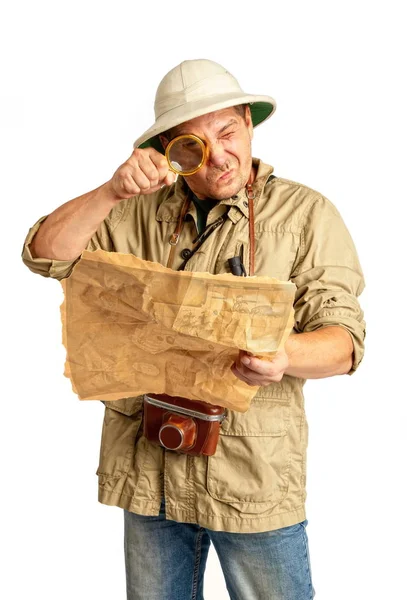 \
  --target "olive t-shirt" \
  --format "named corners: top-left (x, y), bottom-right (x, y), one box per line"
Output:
top-left (191, 195), bottom-right (219, 234)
